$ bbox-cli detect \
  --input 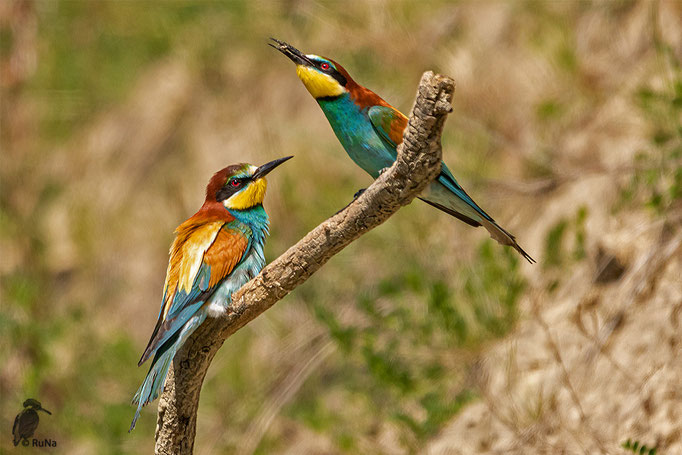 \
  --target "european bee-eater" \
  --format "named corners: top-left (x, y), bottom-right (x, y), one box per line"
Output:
top-left (270, 38), bottom-right (534, 263)
top-left (129, 156), bottom-right (292, 431)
